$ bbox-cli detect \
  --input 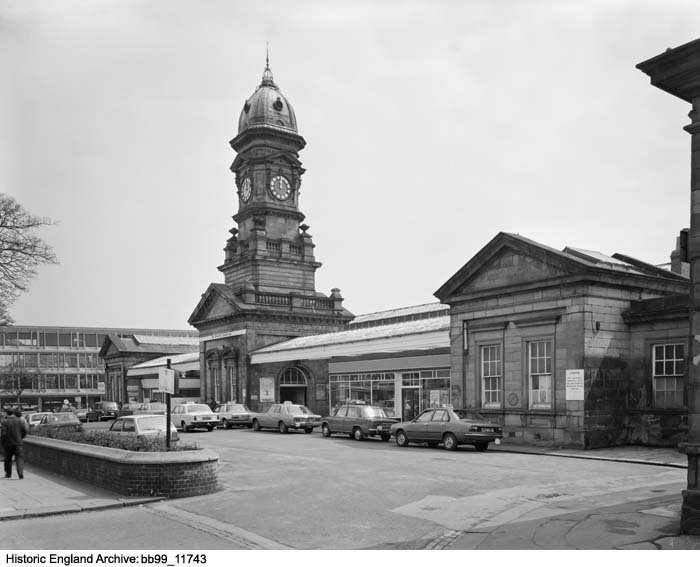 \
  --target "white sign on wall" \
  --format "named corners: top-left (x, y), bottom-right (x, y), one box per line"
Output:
top-left (260, 377), bottom-right (275, 402)
top-left (566, 369), bottom-right (585, 401)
